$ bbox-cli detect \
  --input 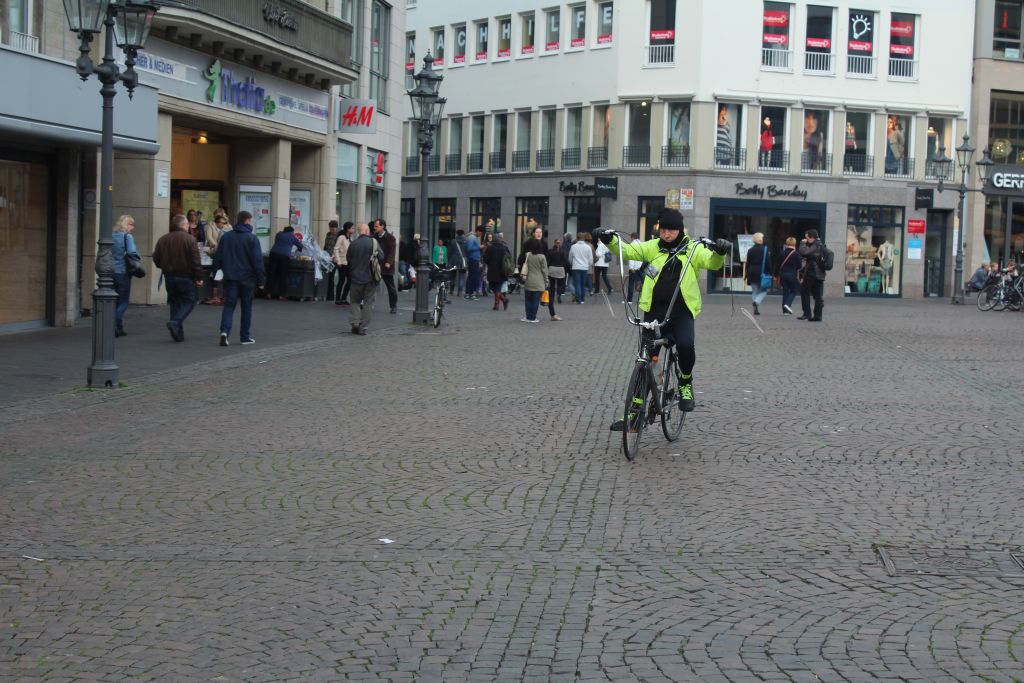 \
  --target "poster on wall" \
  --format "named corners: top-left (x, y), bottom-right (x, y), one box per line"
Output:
top-left (680, 188), bottom-right (694, 210)
top-left (181, 189), bottom-right (221, 222)
top-left (737, 234), bottom-right (755, 262)
top-left (239, 186), bottom-right (272, 237)
top-left (289, 189), bottom-right (312, 236)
